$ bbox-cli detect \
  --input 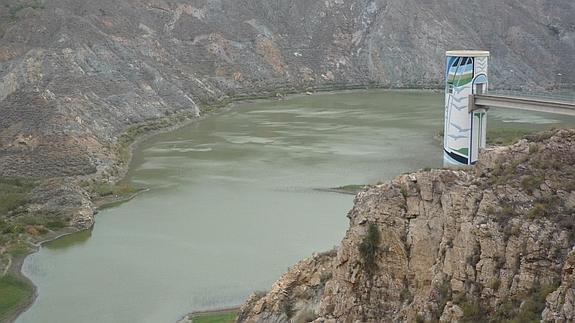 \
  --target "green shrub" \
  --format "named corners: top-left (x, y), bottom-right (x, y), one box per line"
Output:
top-left (359, 223), bottom-right (380, 273)
top-left (6, 242), bottom-right (29, 258)
top-left (486, 128), bottom-right (535, 146)
top-left (334, 185), bottom-right (366, 194)
top-left (521, 176), bottom-right (544, 193)
top-left (490, 283), bottom-right (559, 323)
top-left (509, 284), bottom-right (555, 323)
top-left (526, 130), bottom-right (555, 143)
top-left (438, 280), bottom-right (451, 301)
top-left (485, 206), bottom-right (496, 216)
top-left (490, 278), bottom-right (501, 290)
top-left (0, 219), bottom-right (7, 231)
top-left (46, 220), bottom-right (67, 230)
top-left (400, 186), bottom-right (408, 198)
top-left (282, 300), bottom-right (295, 319)
top-left (500, 205), bottom-right (515, 217)
top-left (530, 155), bottom-right (563, 171)
top-left (320, 272), bottom-right (333, 285)
top-left (93, 183), bottom-right (114, 196)
top-left (558, 214), bottom-right (575, 243)
top-left (494, 255), bottom-right (506, 271)
top-left (460, 300), bottom-right (485, 322)
top-left (0, 193), bottom-right (27, 213)
top-left (1, 223), bottom-right (24, 235)
top-left (93, 182), bottom-right (138, 197)
top-left (400, 287), bottom-right (413, 303)
top-left (0, 177), bottom-right (36, 215)
top-left (492, 299), bottom-right (516, 322)
top-left (528, 204), bottom-right (547, 219)
top-left (496, 206), bottom-right (516, 223)
top-left (16, 215), bottom-right (43, 226)
top-left (535, 194), bottom-right (560, 206)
